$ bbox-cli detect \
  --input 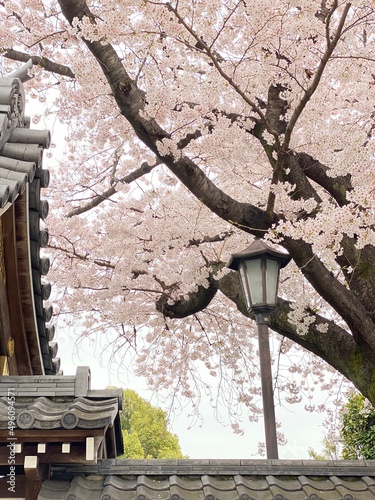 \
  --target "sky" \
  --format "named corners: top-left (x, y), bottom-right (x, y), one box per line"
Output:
top-left (56, 325), bottom-right (327, 459)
